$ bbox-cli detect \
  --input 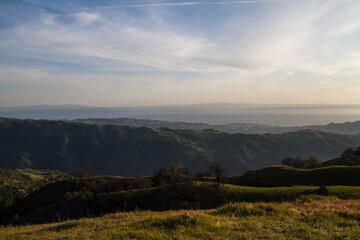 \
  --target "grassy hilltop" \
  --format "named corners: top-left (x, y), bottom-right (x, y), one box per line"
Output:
top-left (2, 164), bottom-right (360, 226)
top-left (1, 164), bottom-right (360, 239)
top-left (2, 200), bottom-right (360, 240)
